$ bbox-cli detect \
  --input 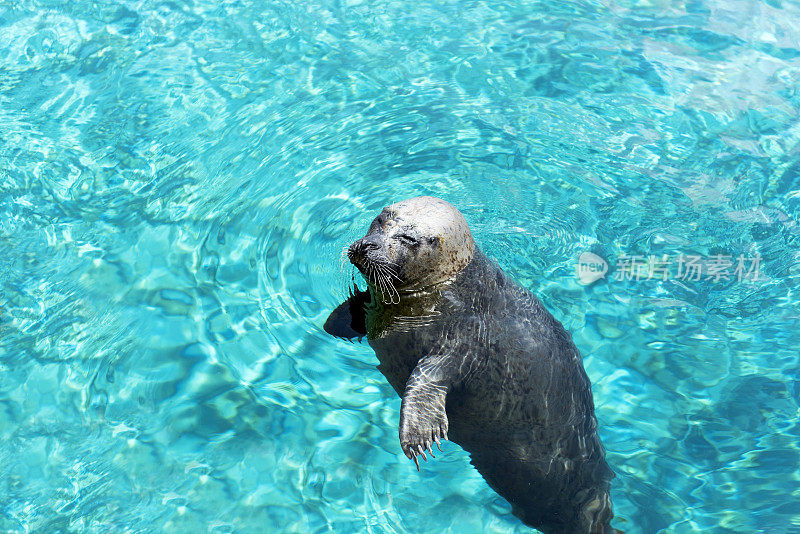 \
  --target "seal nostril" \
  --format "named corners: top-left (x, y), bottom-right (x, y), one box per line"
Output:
top-left (350, 238), bottom-right (379, 256)
top-left (348, 241), bottom-right (369, 264)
